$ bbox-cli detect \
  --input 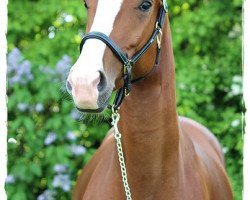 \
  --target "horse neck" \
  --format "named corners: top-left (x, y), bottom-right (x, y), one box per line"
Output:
top-left (118, 17), bottom-right (180, 189)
